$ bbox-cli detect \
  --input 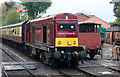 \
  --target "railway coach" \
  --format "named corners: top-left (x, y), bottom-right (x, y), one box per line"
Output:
top-left (0, 13), bottom-right (87, 66)
top-left (78, 22), bottom-right (102, 59)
